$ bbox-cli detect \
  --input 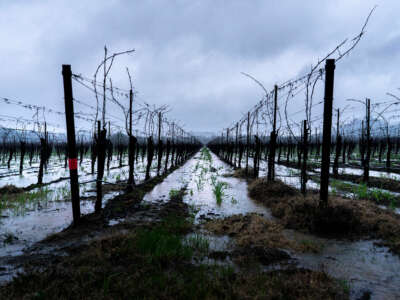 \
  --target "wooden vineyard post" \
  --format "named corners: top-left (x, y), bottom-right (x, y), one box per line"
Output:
top-left (386, 132), bottom-right (391, 170)
top-left (246, 112), bottom-right (250, 174)
top-left (226, 128), bottom-right (229, 163)
top-left (333, 109), bottom-right (342, 178)
top-left (267, 85), bottom-right (278, 181)
top-left (319, 59), bottom-right (335, 206)
top-left (128, 87), bottom-right (136, 187)
top-left (234, 122), bottom-right (238, 168)
top-left (363, 98), bottom-right (371, 183)
top-left (171, 122), bottom-right (175, 169)
top-left (95, 120), bottom-right (107, 213)
top-left (301, 120), bottom-right (308, 195)
top-left (157, 111), bottom-right (162, 176)
top-left (62, 64), bottom-right (80, 225)
top-left (95, 121), bottom-right (102, 212)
